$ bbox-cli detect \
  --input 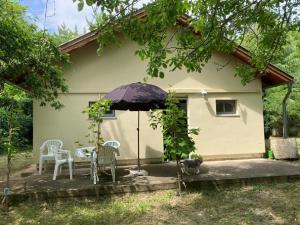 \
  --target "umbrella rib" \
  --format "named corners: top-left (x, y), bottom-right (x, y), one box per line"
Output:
top-left (119, 85), bottom-right (129, 103)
